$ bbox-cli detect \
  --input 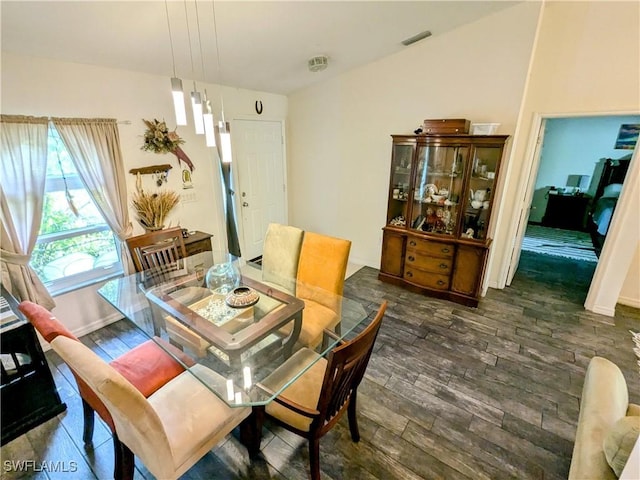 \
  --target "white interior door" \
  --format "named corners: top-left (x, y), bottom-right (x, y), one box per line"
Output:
top-left (506, 118), bottom-right (546, 285)
top-left (233, 119), bottom-right (286, 260)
